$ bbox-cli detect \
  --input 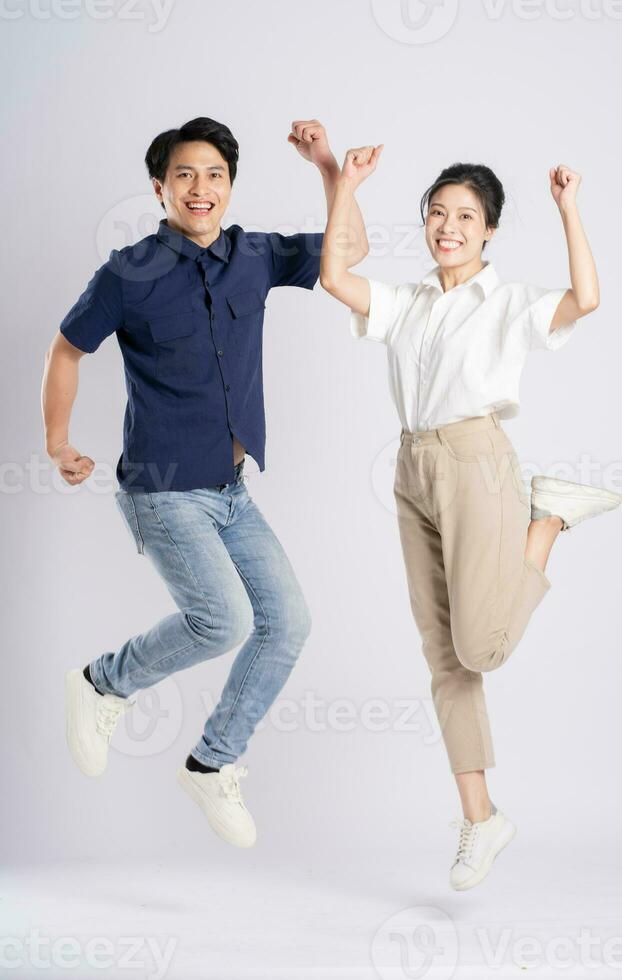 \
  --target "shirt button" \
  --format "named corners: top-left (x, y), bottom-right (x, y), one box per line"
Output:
top-left (217, 349), bottom-right (224, 356)
top-left (212, 313), bottom-right (217, 320)
top-left (225, 384), bottom-right (231, 391)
